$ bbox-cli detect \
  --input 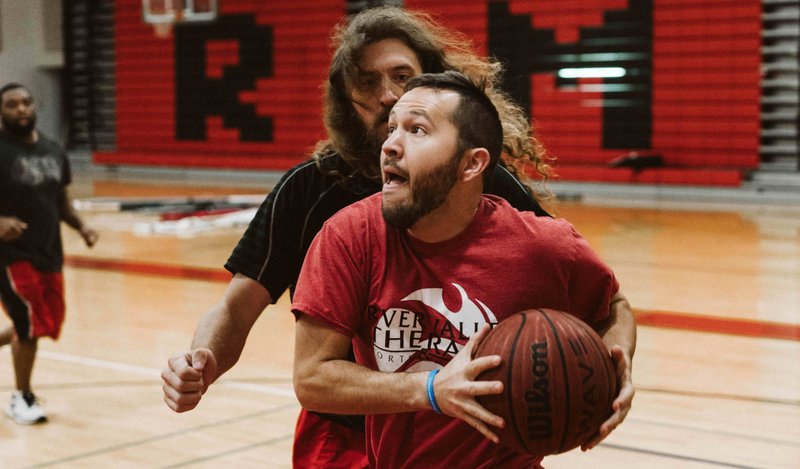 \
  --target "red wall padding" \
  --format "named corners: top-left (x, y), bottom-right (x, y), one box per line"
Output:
top-left (100, 0), bottom-right (762, 183)
top-left (407, 0), bottom-right (762, 179)
top-left (99, 0), bottom-right (345, 169)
